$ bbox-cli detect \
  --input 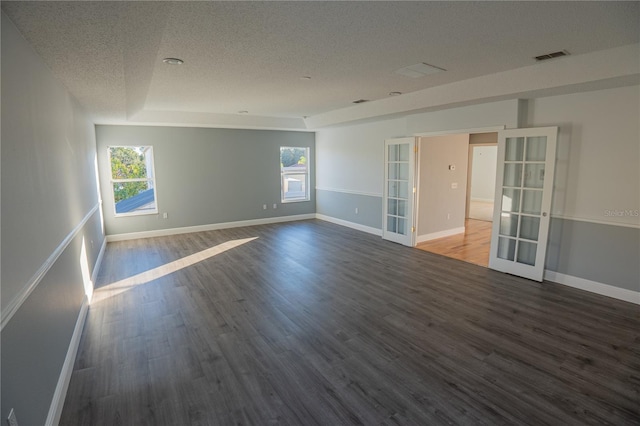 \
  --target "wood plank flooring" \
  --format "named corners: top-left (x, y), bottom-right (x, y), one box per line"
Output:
top-left (60, 219), bottom-right (640, 425)
top-left (417, 219), bottom-right (492, 267)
